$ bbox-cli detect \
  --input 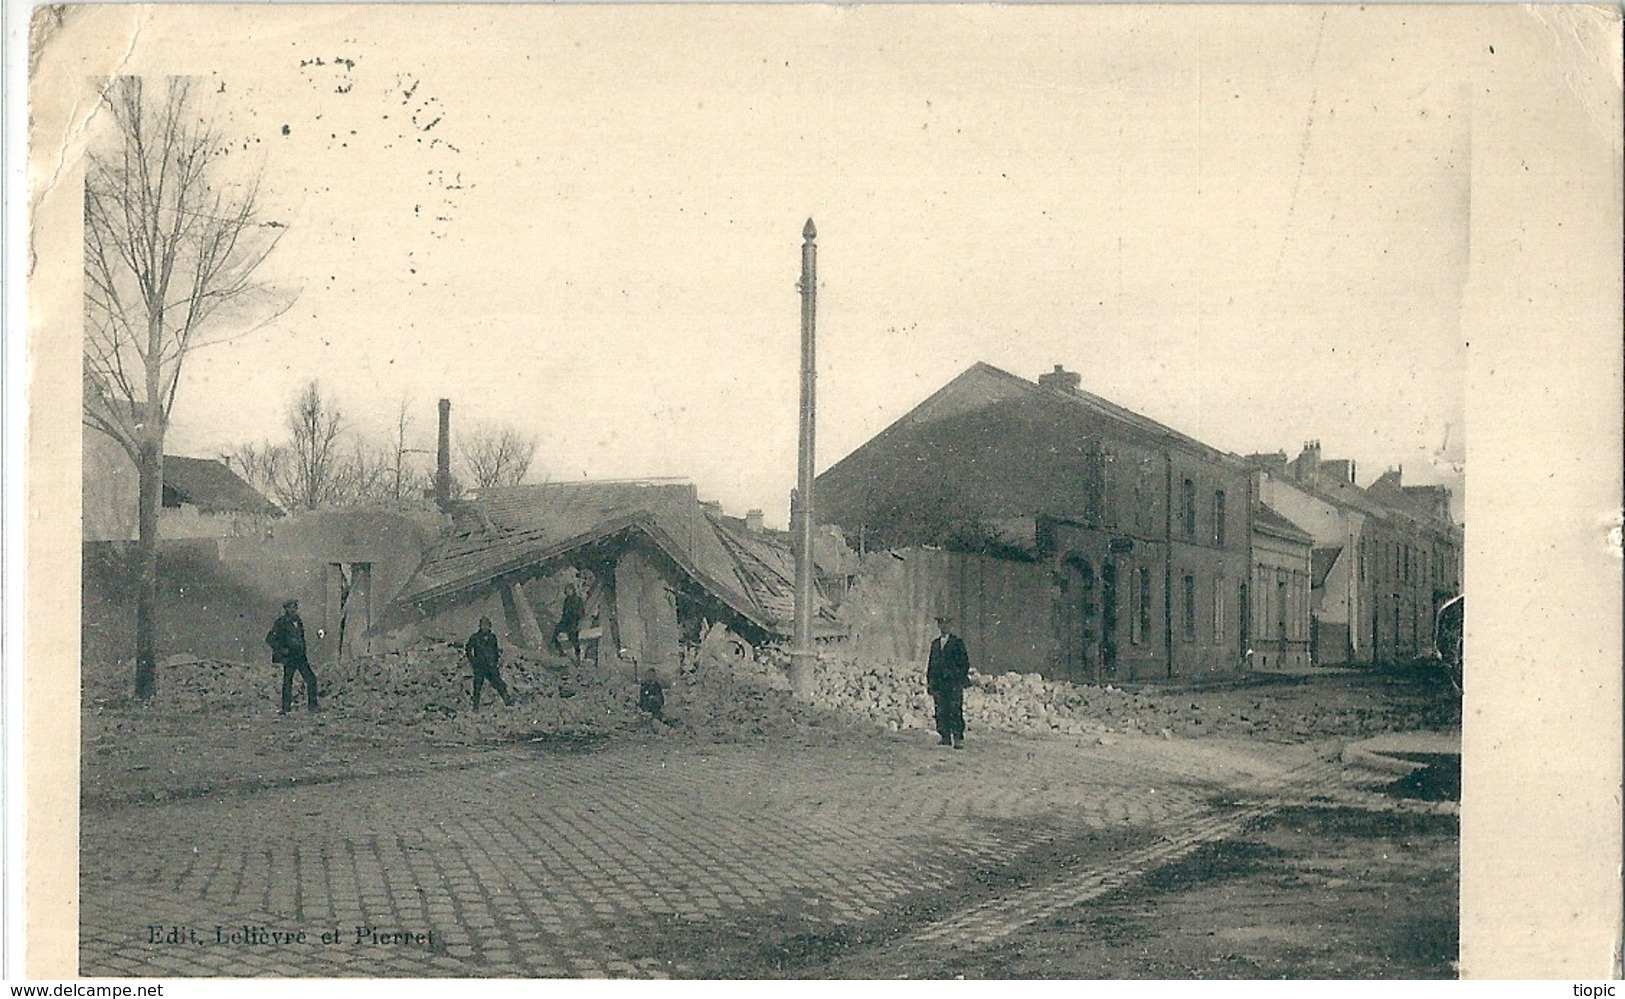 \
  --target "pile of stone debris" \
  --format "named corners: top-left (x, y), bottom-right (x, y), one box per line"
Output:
top-left (83, 638), bottom-right (1452, 749)
top-left (807, 655), bottom-right (1455, 743)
